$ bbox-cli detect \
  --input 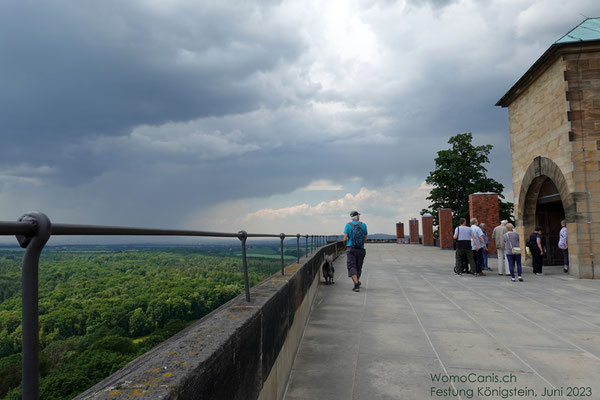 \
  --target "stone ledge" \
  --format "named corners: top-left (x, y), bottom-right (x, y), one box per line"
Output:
top-left (75, 242), bottom-right (344, 400)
